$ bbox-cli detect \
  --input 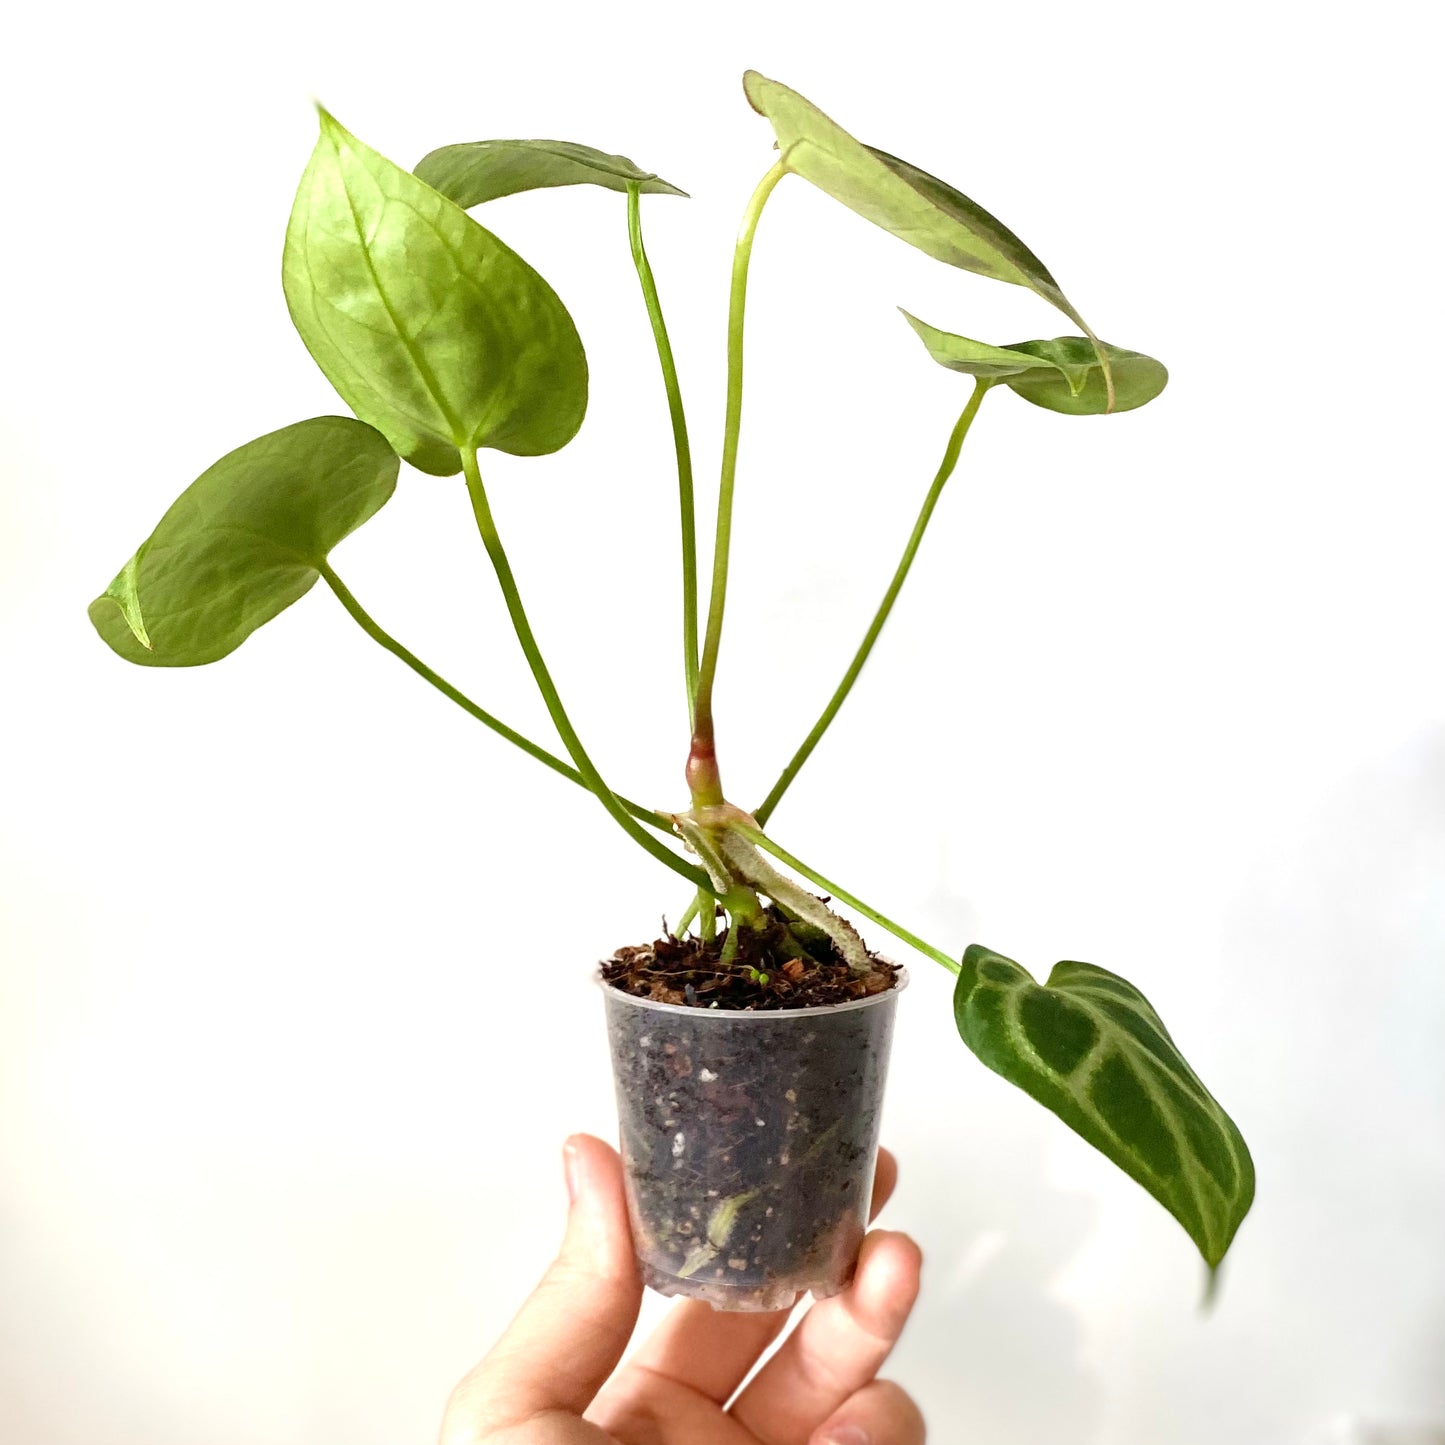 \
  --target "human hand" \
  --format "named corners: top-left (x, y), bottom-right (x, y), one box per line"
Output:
top-left (439, 1134), bottom-right (924, 1445)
